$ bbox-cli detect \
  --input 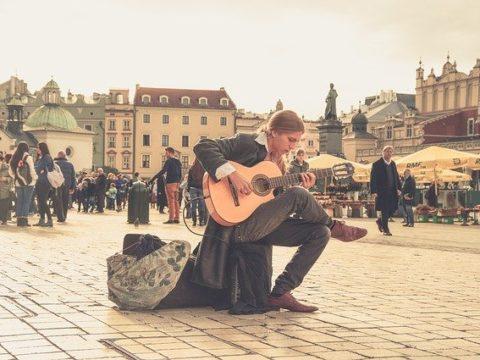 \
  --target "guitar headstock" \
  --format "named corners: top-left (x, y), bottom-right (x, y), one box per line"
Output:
top-left (332, 162), bottom-right (355, 179)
